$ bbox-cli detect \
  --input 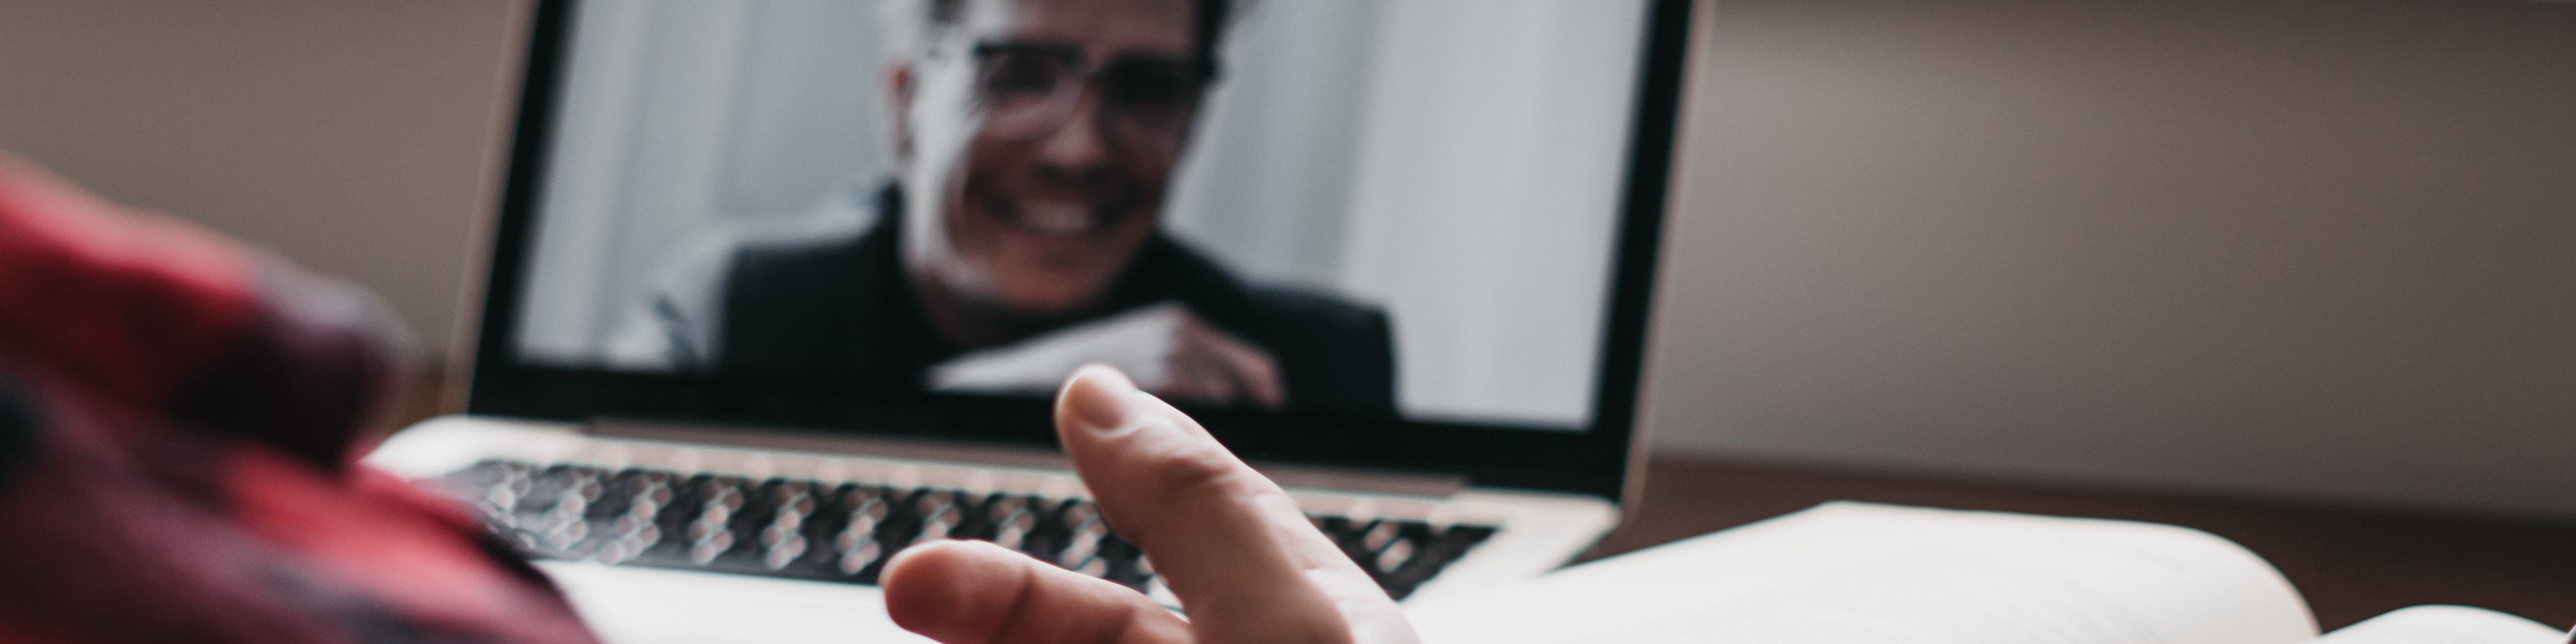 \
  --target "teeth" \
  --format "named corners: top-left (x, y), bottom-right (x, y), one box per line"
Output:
top-left (1020, 203), bottom-right (1093, 234)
